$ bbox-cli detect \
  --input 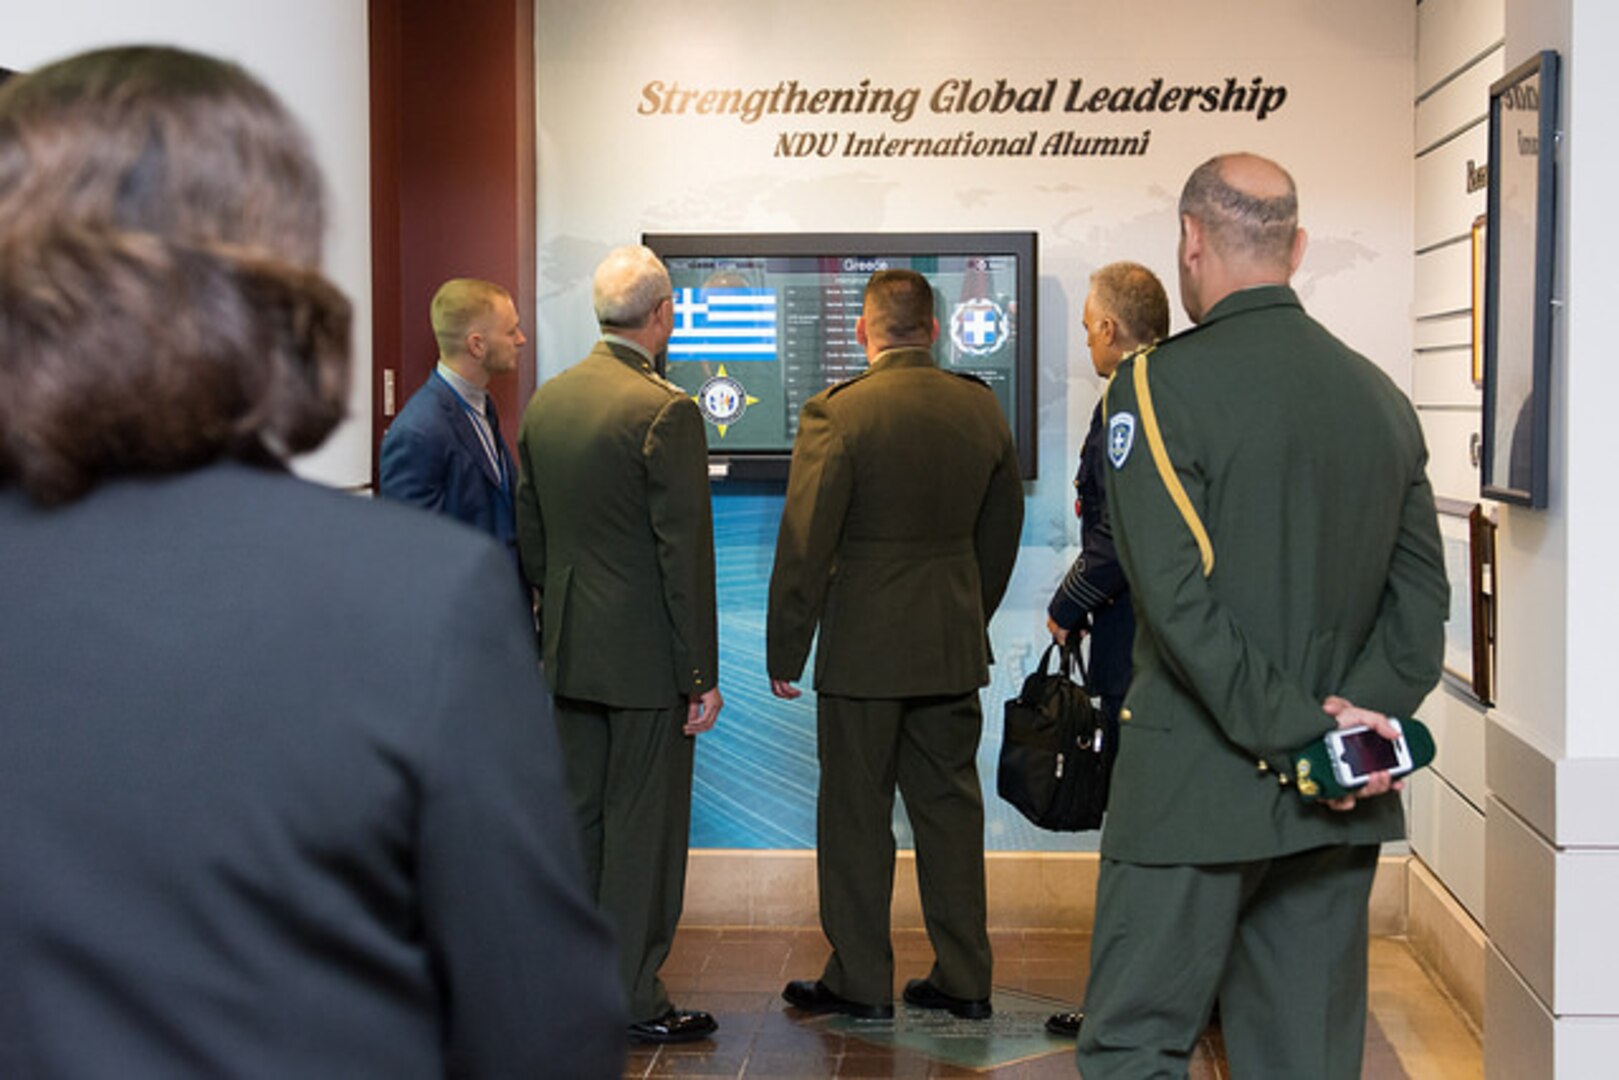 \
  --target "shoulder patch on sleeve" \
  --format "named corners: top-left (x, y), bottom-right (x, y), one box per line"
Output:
top-left (1108, 412), bottom-right (1137, 469)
